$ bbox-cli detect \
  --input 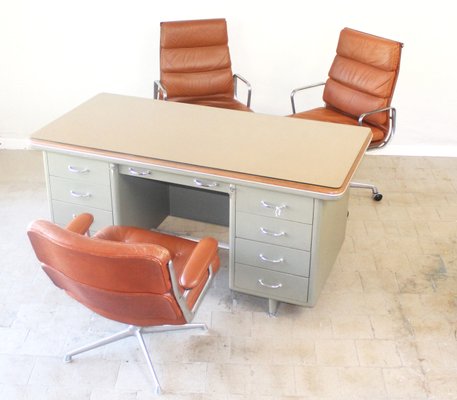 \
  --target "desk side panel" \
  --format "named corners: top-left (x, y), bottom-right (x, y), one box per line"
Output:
top-left (307, 191), bottom-right (349, 305)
